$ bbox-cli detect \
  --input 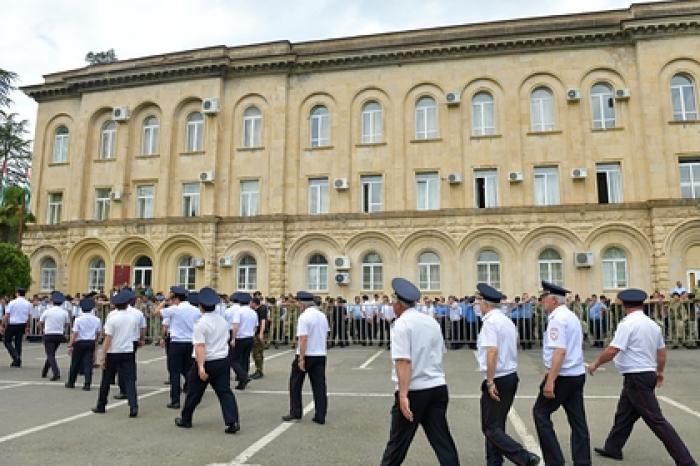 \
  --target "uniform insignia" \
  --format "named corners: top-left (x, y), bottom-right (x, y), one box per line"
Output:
top-left (550, 327), bottom-right (559, 341)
